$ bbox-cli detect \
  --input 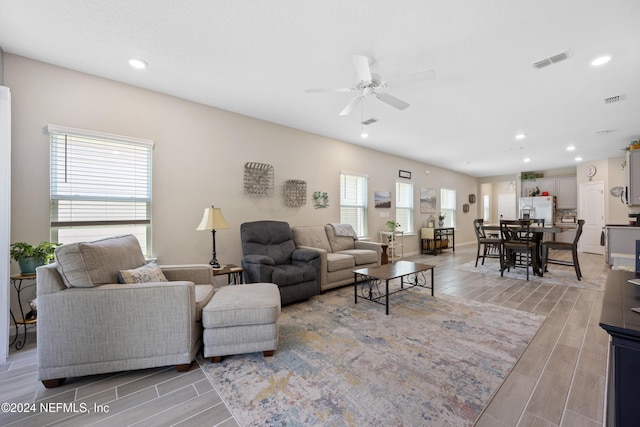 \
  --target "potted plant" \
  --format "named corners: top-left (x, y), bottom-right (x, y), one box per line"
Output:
top-left (385, 220), bottom-right (400, 231)
top-left (10, 241), bottom-right (59, 275)
top-left (438, 213), bottom-right (446, 227)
